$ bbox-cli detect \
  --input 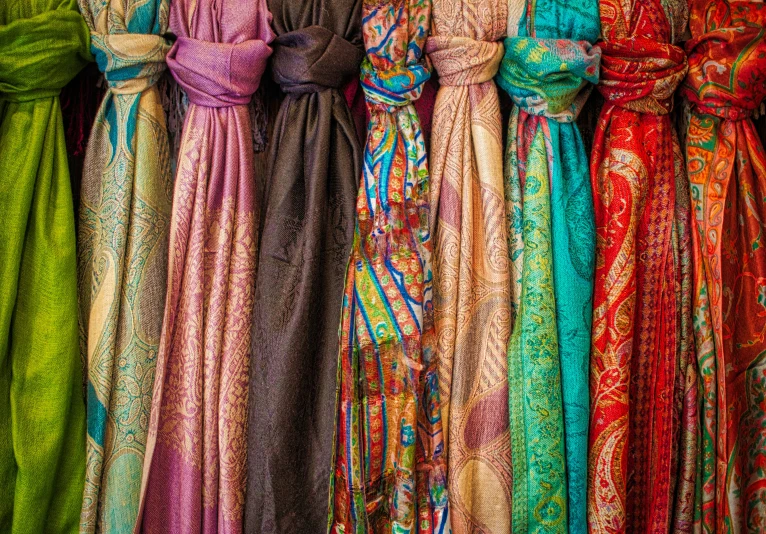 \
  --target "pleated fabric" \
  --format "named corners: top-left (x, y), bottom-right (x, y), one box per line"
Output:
top-left (137, 1), bottom-right (273, 532)
top-left (329, 0), bottom-right (450, 532)
top-left (77, 0), bottom-right (173, 530)
top-left (587, 0), bottom-right (698, 532)
top-left (680, 1), bottom-right (766, 531)
top-left (246, 1), bottom-right (363, 532)
top-left (497, 1), bottom-right (600, 532)
top-left (0, 1), bottom-right (90, 531)
top-left (425, 2), bottom-right (512, 532)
